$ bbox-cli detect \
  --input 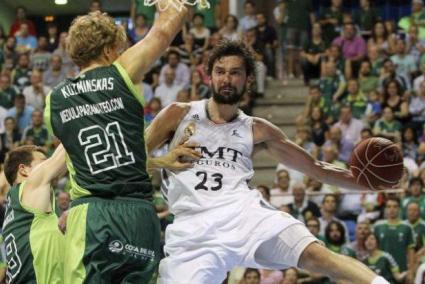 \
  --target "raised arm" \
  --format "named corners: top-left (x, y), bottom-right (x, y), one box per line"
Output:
top-left (21, 144), bottom-right (67, 213)
top-left (253, 117), bottom-right (368, 191)
top-left (117, 3), bottom-right (189, 83)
